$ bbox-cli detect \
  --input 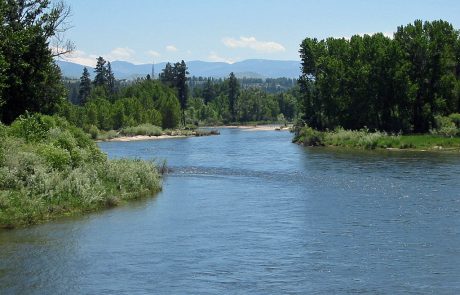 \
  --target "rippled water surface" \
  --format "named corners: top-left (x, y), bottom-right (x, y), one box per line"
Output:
top-left (1, 128), bottom-right (459, 294)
